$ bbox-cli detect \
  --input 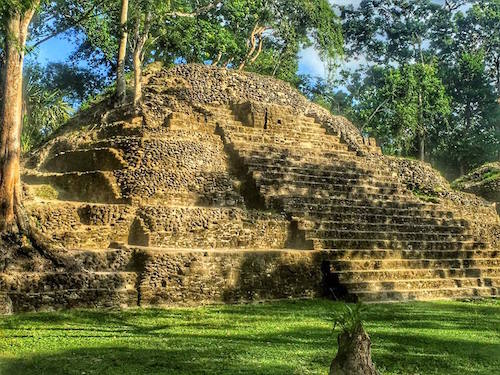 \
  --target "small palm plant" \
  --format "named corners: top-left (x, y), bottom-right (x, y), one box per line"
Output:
top-left (329, 302), bottom-right (379, 375)
top-left (332, 302), bottom-right (365, 335)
